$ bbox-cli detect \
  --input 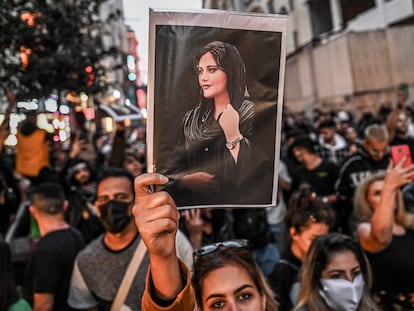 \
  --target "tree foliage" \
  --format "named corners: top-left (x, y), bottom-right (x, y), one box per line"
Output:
top-left (0, 0), bottom-right (121, 100)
